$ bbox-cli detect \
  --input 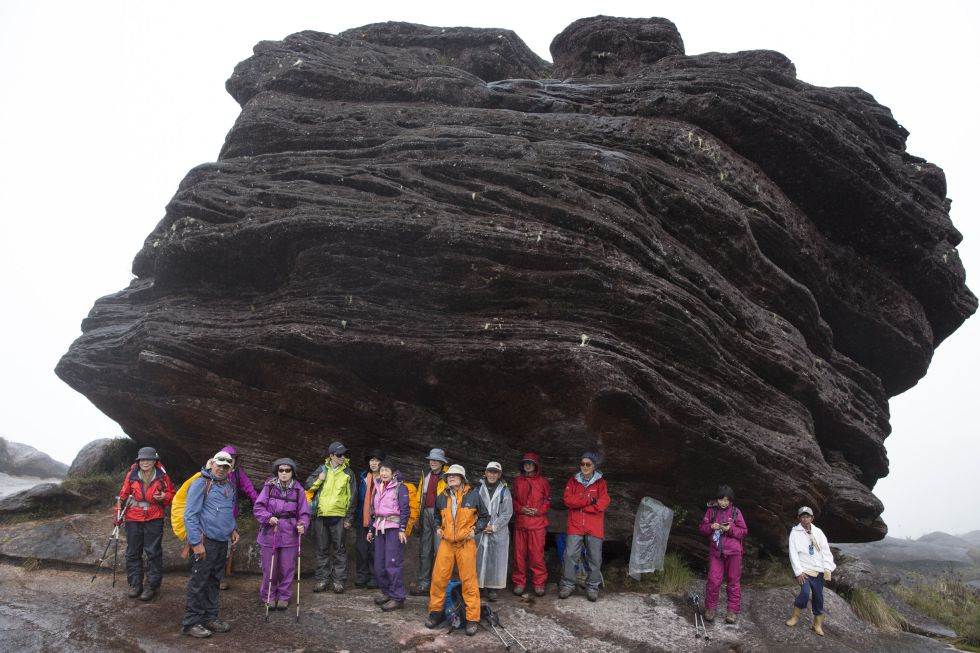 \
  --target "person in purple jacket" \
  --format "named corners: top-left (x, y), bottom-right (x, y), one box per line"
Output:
top-left (367, 460), bottom-right (411, 611)
top-left (698, 485), bottom-right (748, 624)
top-left (218, 445), bottom-right (259, 590)
top-left (253, 457), bottom-right (310, 609)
